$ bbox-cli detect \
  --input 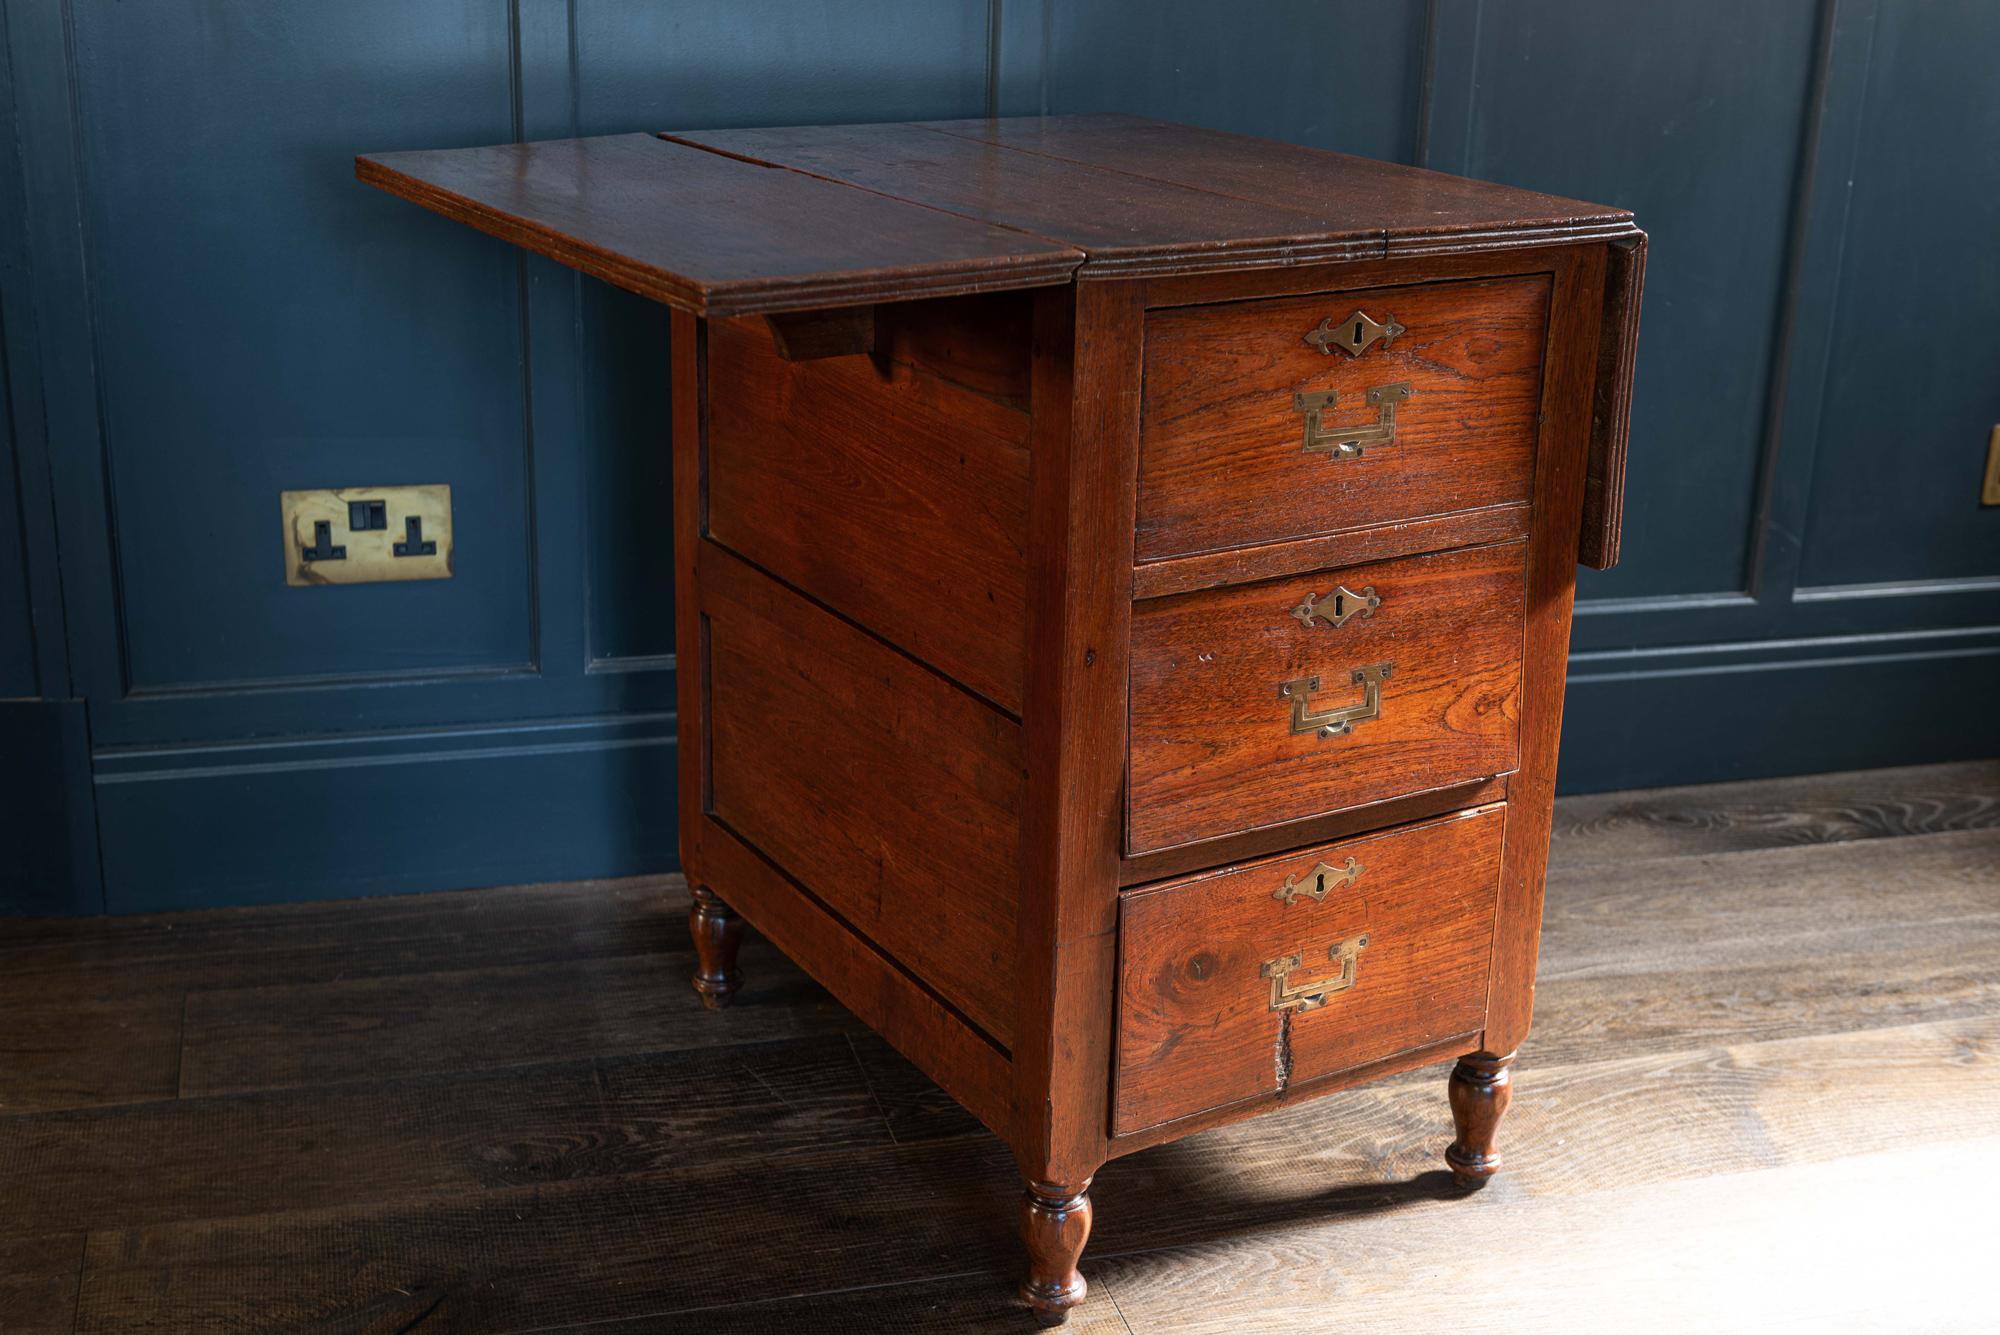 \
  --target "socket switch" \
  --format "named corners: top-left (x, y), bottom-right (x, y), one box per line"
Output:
top-left (282, 484), bottom-right (453, 586)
